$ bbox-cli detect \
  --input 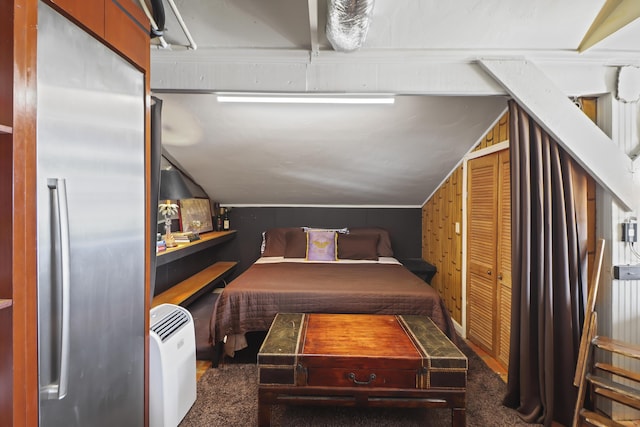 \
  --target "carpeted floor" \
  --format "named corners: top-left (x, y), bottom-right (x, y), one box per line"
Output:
top-left (180, 340), bottom-right (540, 426)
